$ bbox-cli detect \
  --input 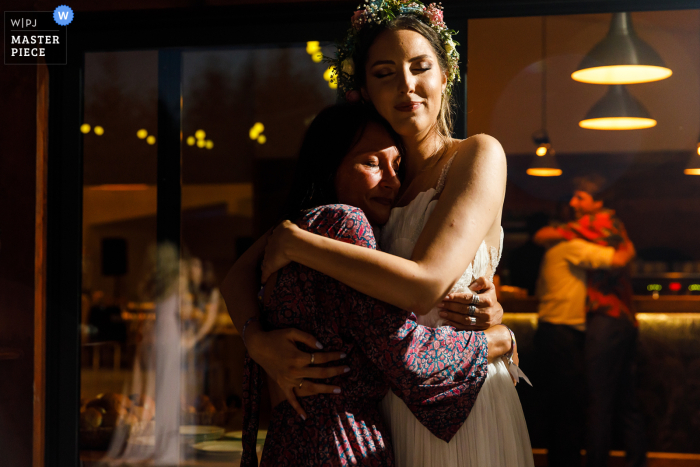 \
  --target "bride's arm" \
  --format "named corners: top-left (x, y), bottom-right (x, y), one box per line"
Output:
top-left (262, 134), bottom-right (506, 316)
